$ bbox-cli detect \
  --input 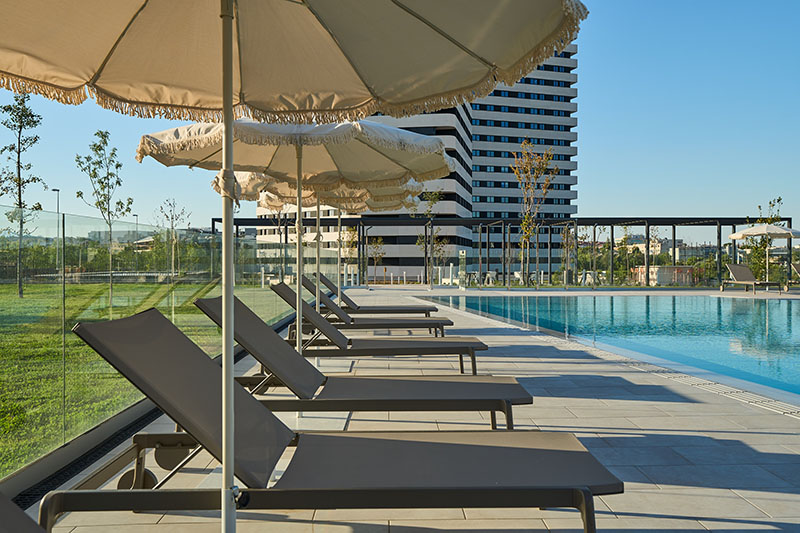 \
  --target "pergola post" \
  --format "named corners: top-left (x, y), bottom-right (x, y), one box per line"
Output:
top-left (644, 221), bottom-right (650, 287)
top-left (787, 219), bottom-right (793, 283)
top-left (477, 224), bottom-right (482, 289)
top-left (547, 225), bottom-right (552, 284)
top-left (672, 225), bottom-right (676, 265)
top-left (731, 225), bottom-right (736, 264)
top-left (592, 223), bottom-right (597, 289)
top-left (609, 225), bottom-right (615, 285)
top-left (423, 223), bottom-right (429, 285)
top-left (506, 224), bottom-right (511, 289)
top-left (716, 221), bottom-right (722, 287)
top-left (501, 222), bottom-right (506, 287)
